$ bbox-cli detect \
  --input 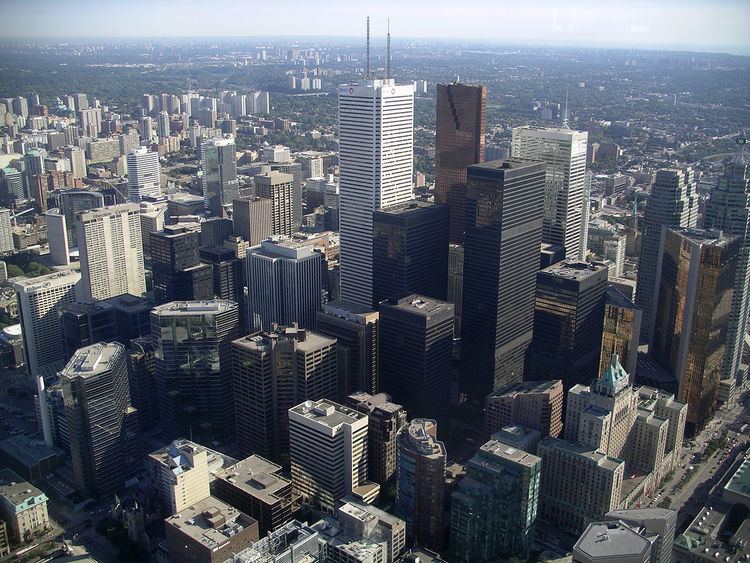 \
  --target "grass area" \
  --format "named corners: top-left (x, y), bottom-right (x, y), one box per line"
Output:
top-left (704, 431), bottom-right (728, 459)
top-left (658, 496), bottom-right (673, 508)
